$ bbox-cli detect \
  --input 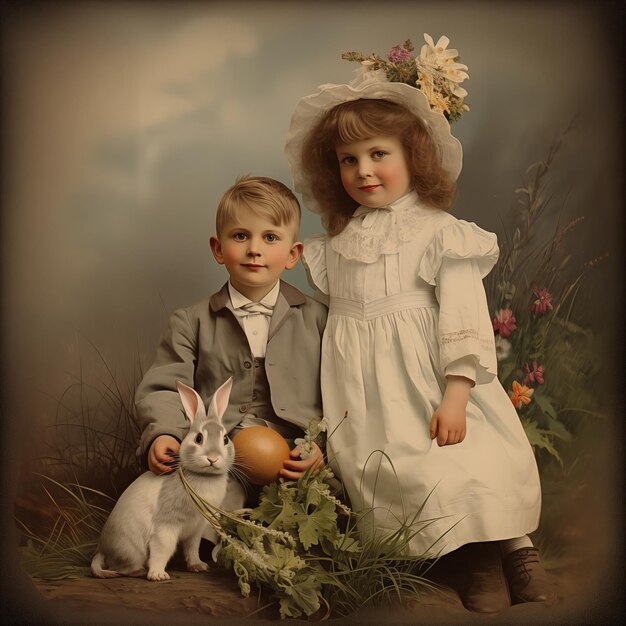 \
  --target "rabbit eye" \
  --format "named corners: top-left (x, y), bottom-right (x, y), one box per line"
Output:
top-left (223, 435), bottom-right (229, 445)
top-left (194, 433), bottom-right (203, 445)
